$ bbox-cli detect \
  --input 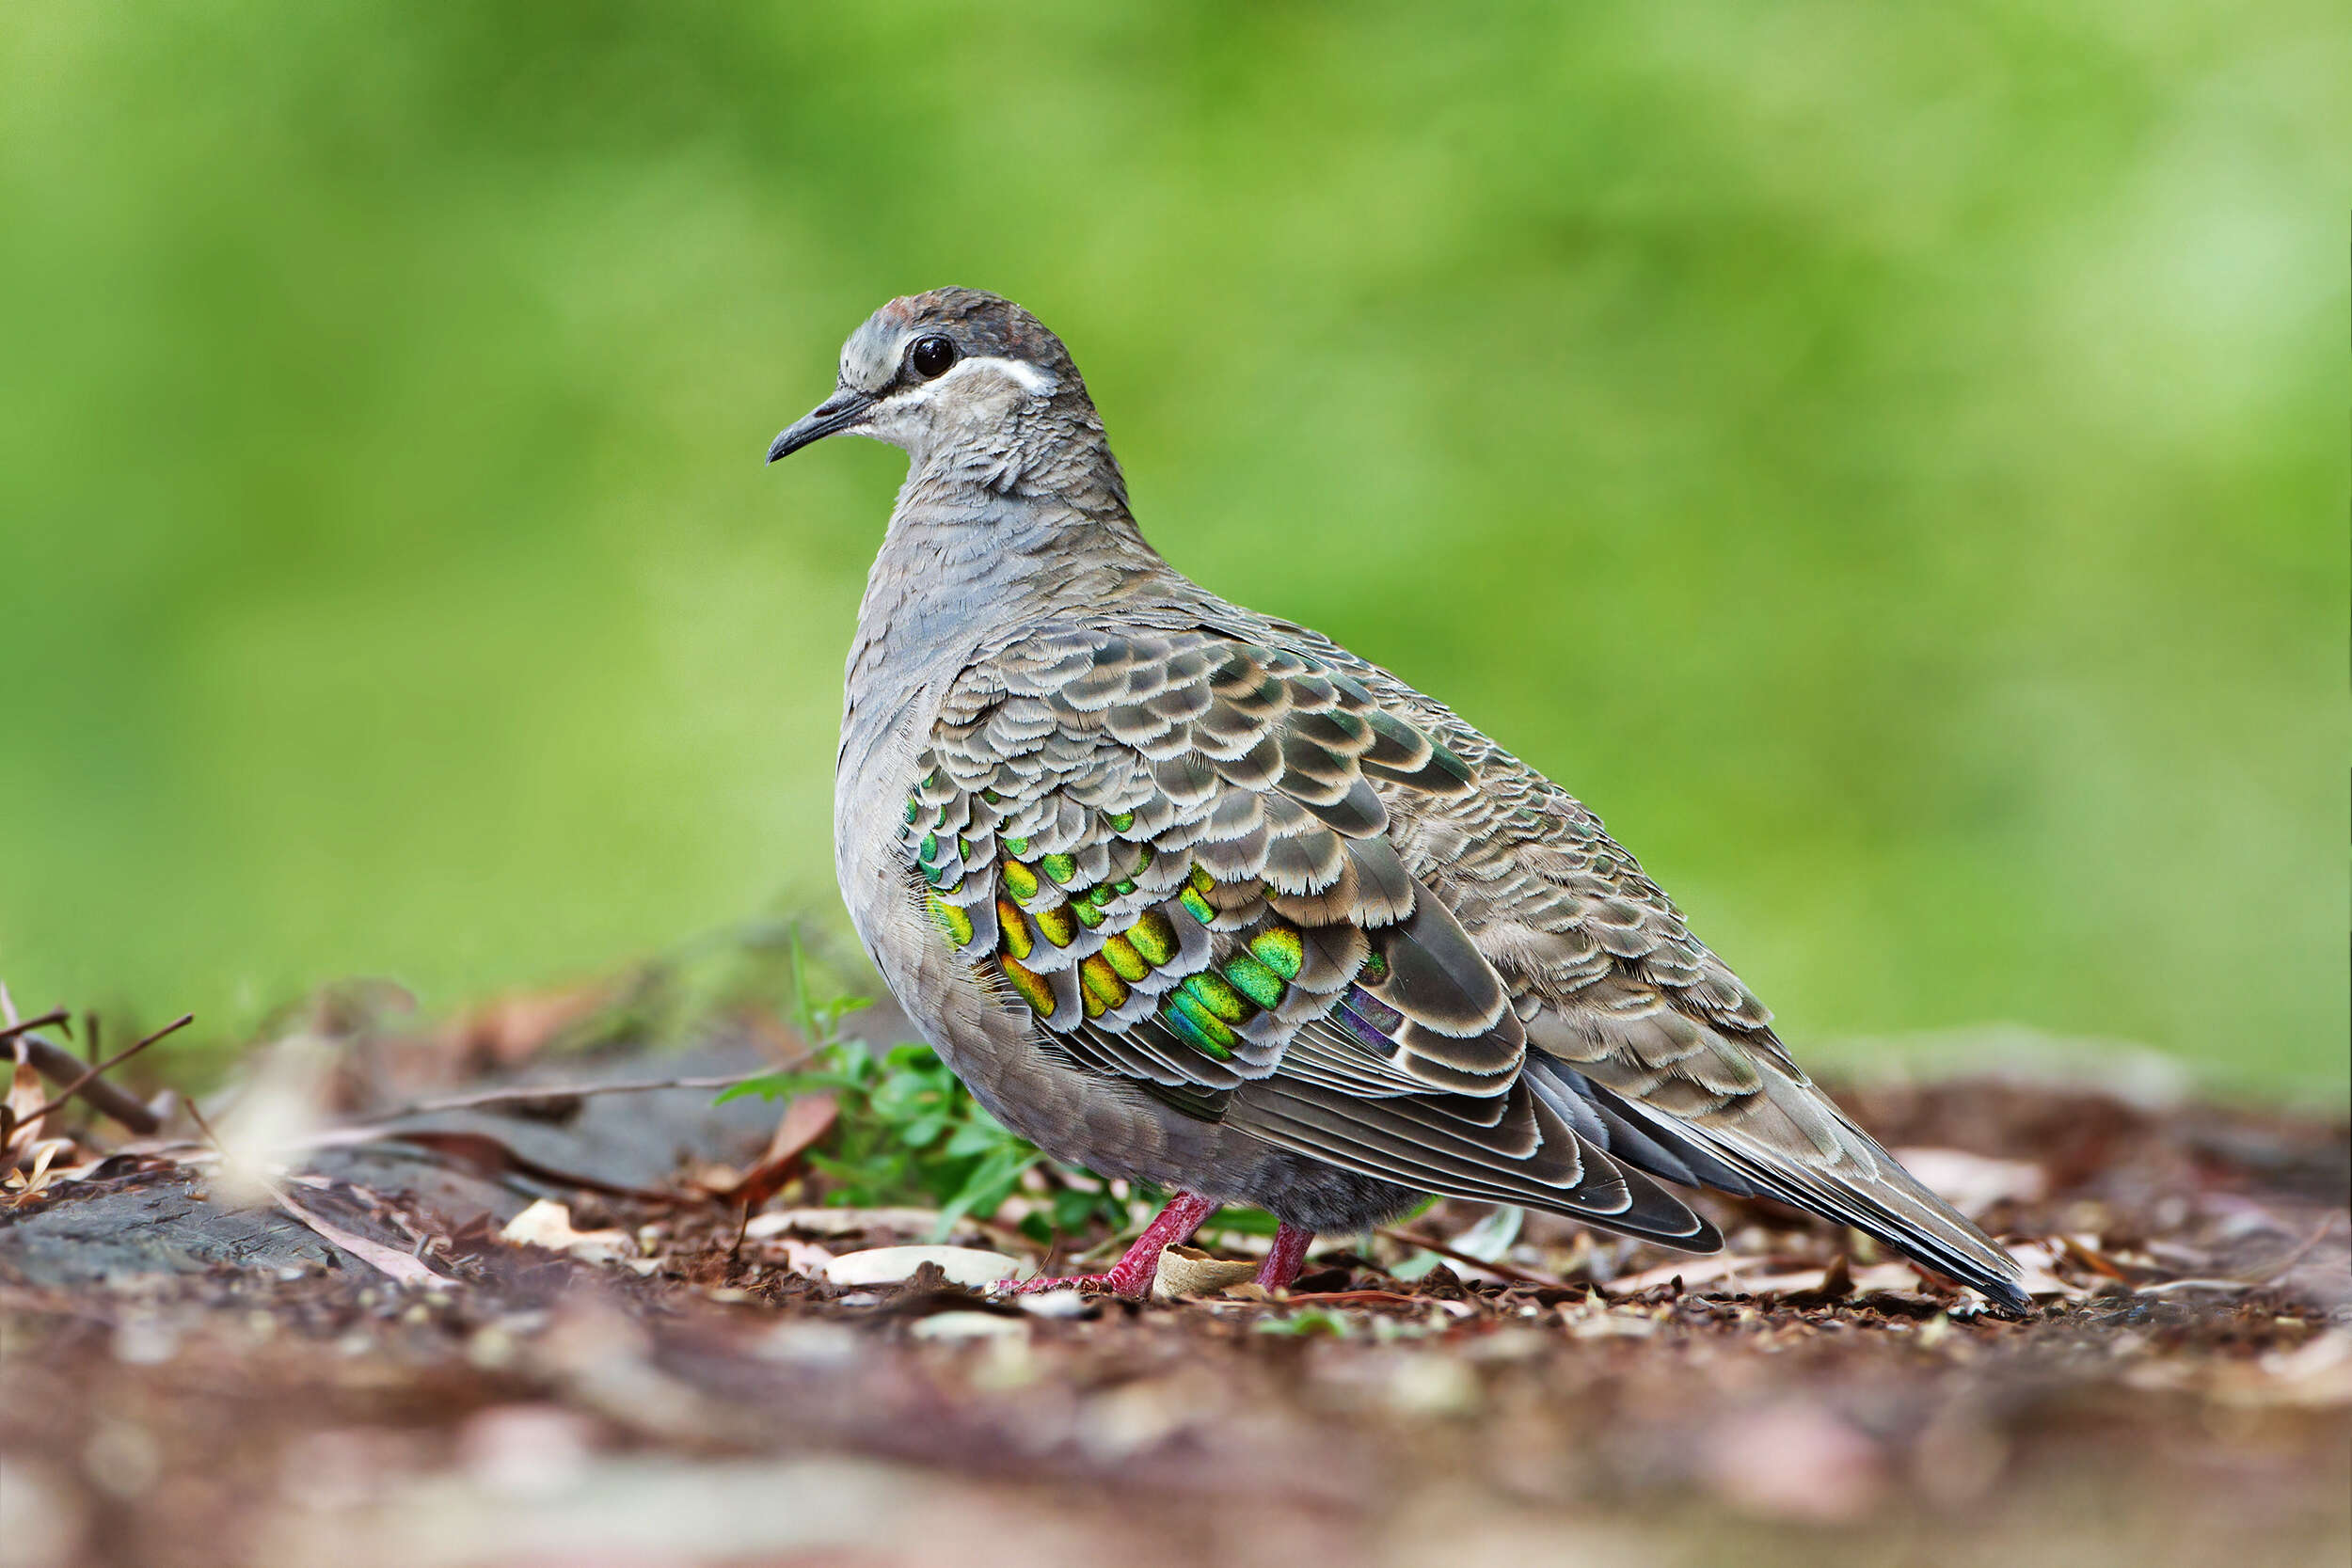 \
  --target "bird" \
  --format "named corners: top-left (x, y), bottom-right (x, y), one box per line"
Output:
top-left (766, 287), bottom-right (2028, 1314)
